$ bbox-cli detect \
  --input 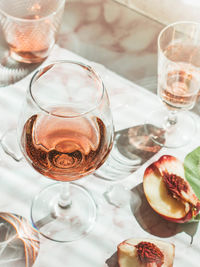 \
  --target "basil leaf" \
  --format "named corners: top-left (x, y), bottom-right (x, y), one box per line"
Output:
top-left (184, 146), bottom-right (200, 199)
top-left (188, 213), bottom-right (200, 223)
top-left (193, 213), bottom-right (200, 221)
